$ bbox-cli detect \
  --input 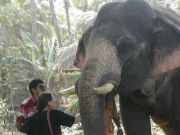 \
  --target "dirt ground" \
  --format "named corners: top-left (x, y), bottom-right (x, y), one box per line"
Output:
top-left (1, 122), bottom-right (165, 135)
